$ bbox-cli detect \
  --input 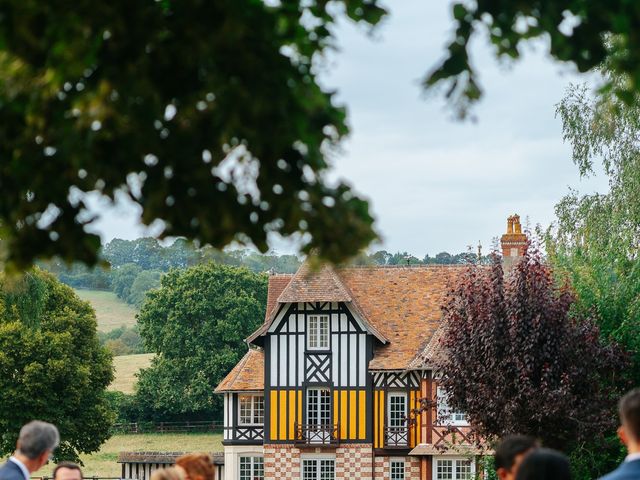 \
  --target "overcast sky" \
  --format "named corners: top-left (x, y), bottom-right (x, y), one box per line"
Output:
top-left (90, 1), bottom-right (608, 257)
